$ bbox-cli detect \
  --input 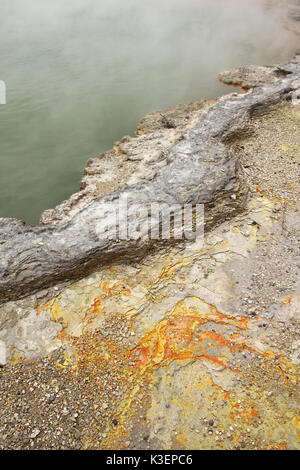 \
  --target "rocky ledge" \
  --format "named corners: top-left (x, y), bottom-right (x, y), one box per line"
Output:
top-left (0, 55), bottom-right (300, 305)
top-left (0, 54), bottom-right (300, 451)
